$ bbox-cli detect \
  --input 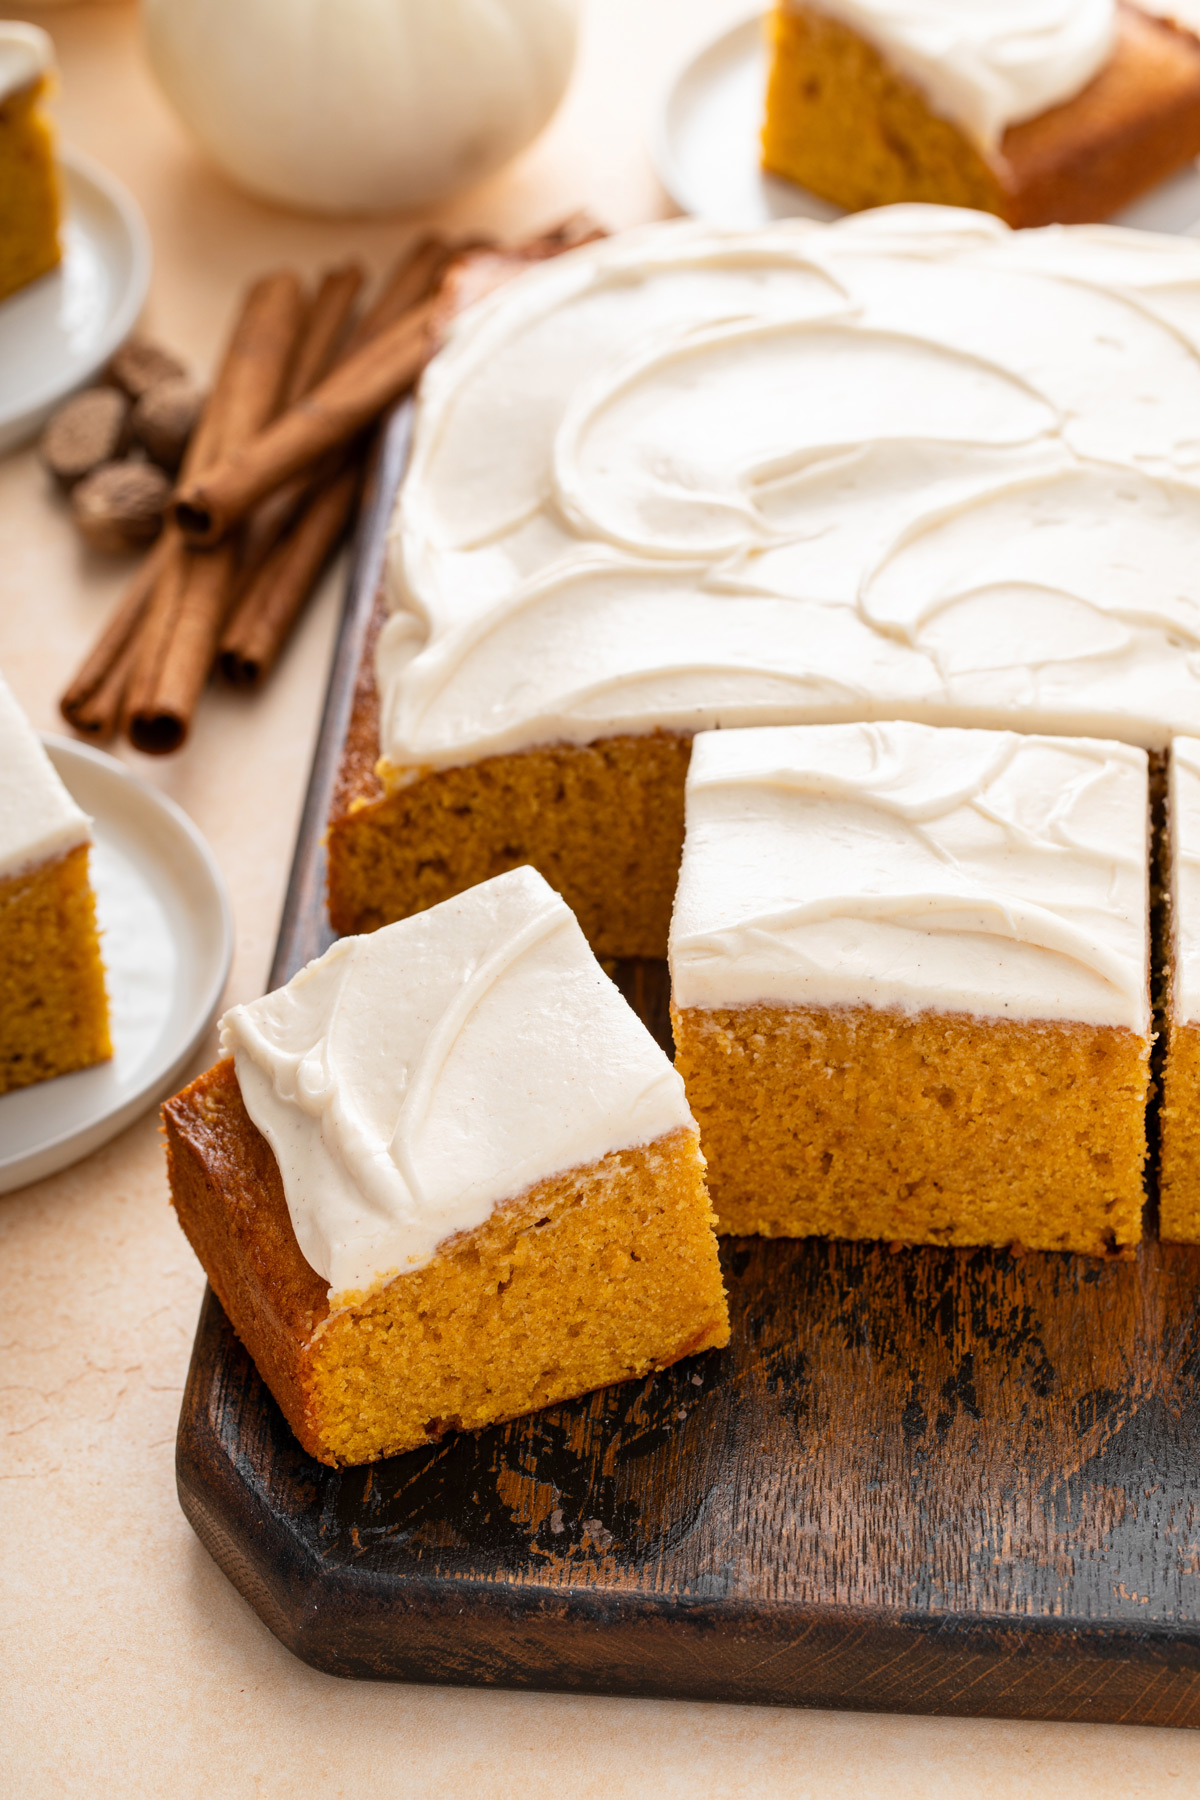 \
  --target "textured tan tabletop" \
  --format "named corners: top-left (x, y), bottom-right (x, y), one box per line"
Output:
top-left (2, 4), bottom-right (1199, 1794)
